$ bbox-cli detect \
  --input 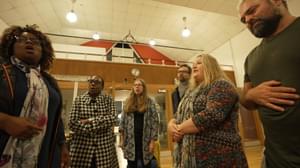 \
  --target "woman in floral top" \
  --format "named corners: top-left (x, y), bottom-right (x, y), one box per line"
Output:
top-left (168, 54), bottom-right (248, 168)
